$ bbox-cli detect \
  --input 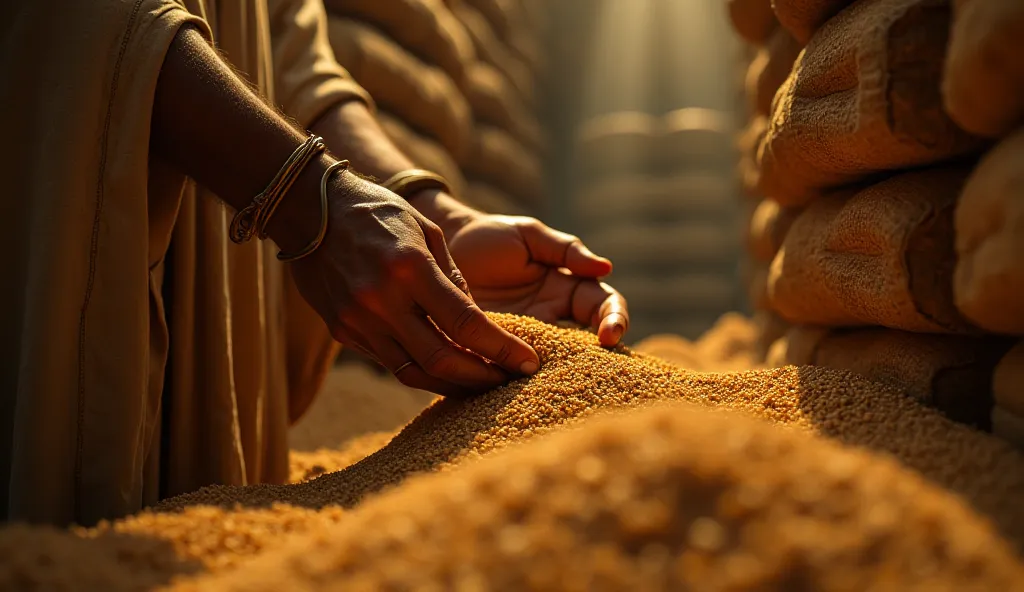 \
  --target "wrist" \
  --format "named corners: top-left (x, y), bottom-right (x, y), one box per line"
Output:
top-left (262, 153), bottom-right (343, 255)
top-left (407, 189), bottom-right (481, 238)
